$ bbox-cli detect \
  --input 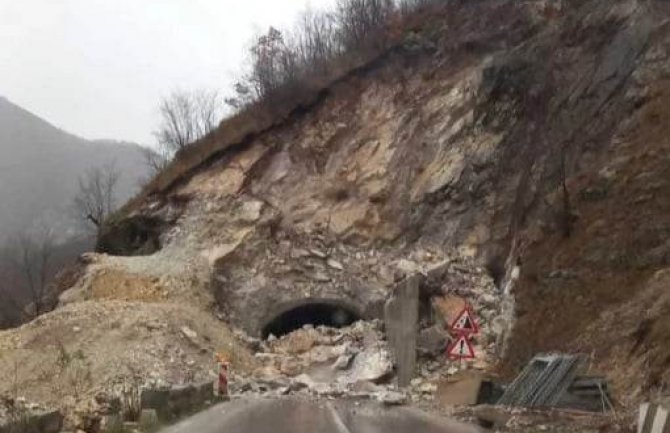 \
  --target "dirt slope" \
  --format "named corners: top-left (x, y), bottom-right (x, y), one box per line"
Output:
top-left (0, 300), bottom-right (254, 426)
